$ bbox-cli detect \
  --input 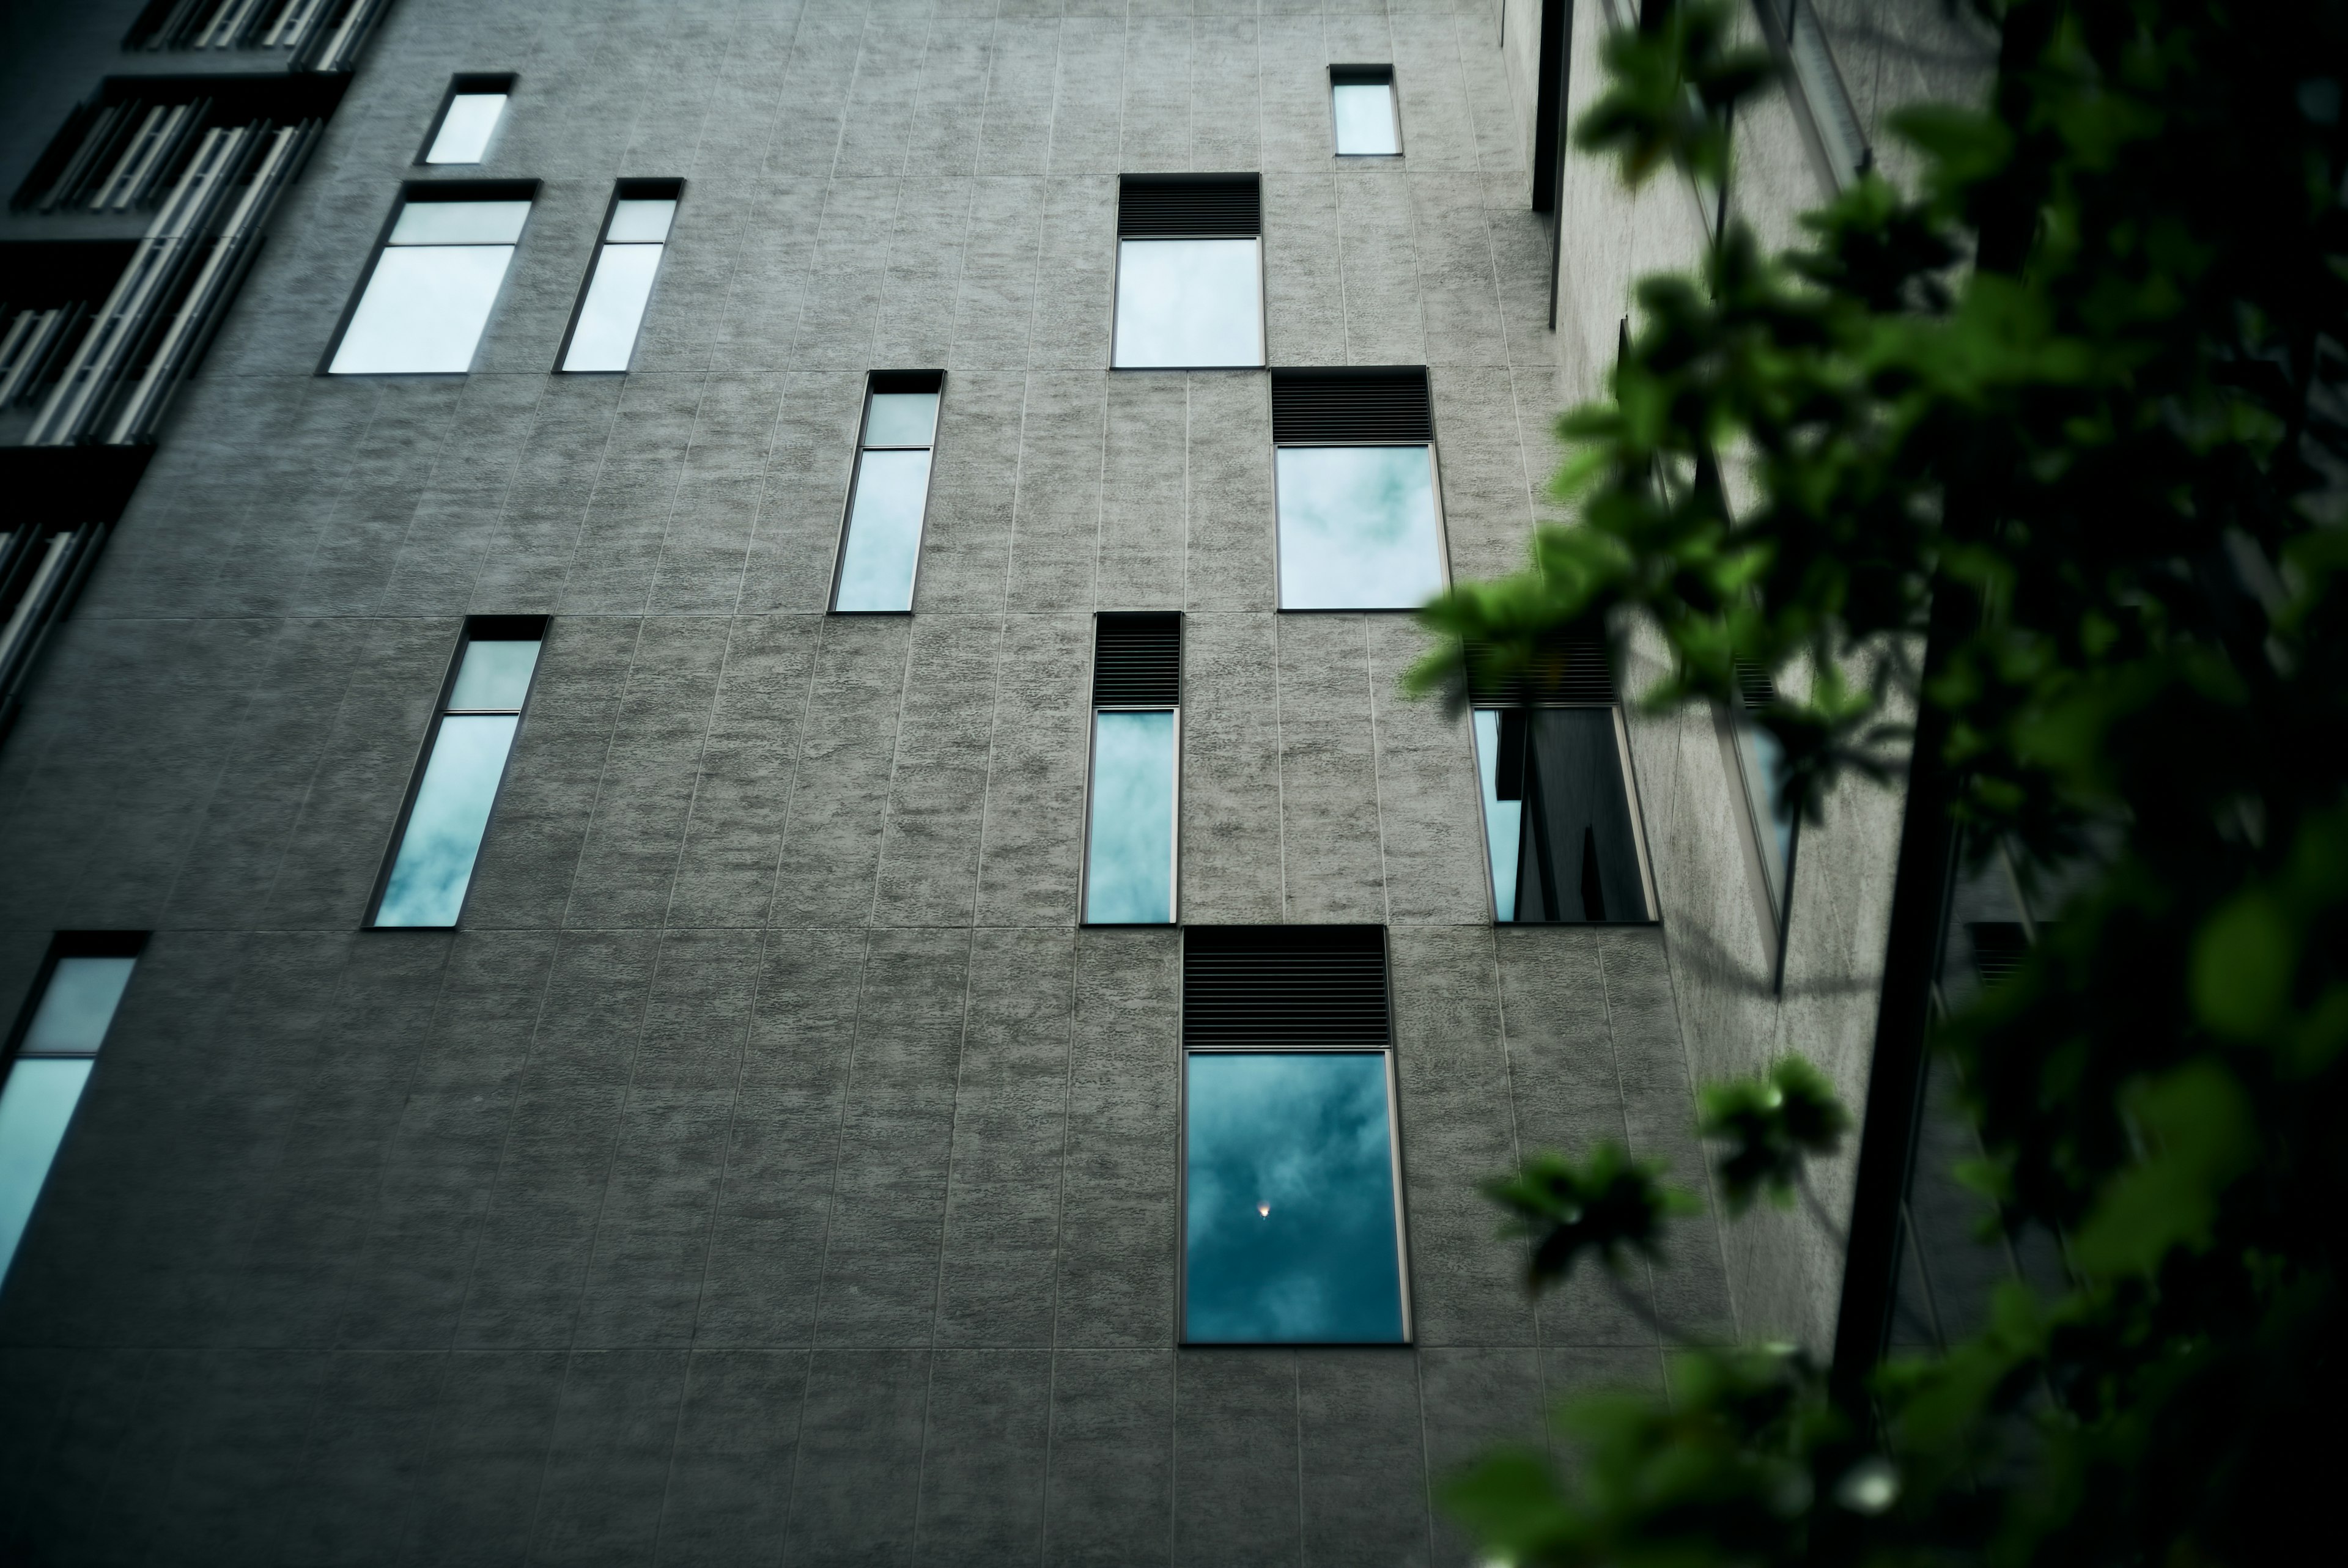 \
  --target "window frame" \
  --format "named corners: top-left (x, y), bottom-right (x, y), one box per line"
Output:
top-left (319, 179), bottom-right (537, 377)
top-left (1079, 696), bottom-right (1182, 929)
top-left (1269, 369), bottom-right (1452, 613)
top-left (1329, 64), bottom-right (1403, 158)
top-left (1471, 700), bottom-right (1663, 926)
top-left (1716, 680), bottom-right (1800, 984)
top-left (1110, 175), bottom-right (1266, 372)
top-left (552, 177), bottom-right (682, 375)
top-left (828, 370), bottom-right (945, 616)
top-left (415, 73), bottom-right (515, 166)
